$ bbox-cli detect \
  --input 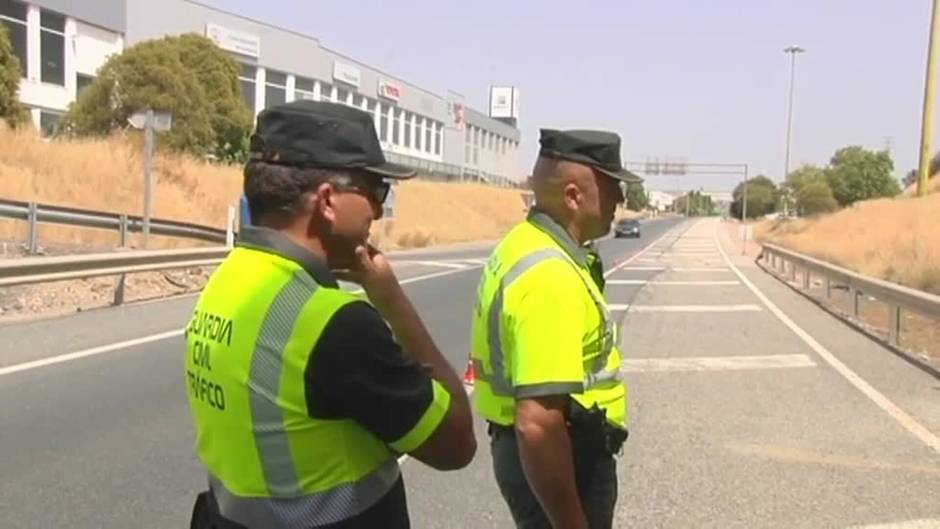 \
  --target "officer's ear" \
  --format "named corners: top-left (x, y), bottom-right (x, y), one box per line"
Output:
top-left (563, 181), bottom-right (583, 211)
top-left (310, 181), bottom-right (338, 224)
